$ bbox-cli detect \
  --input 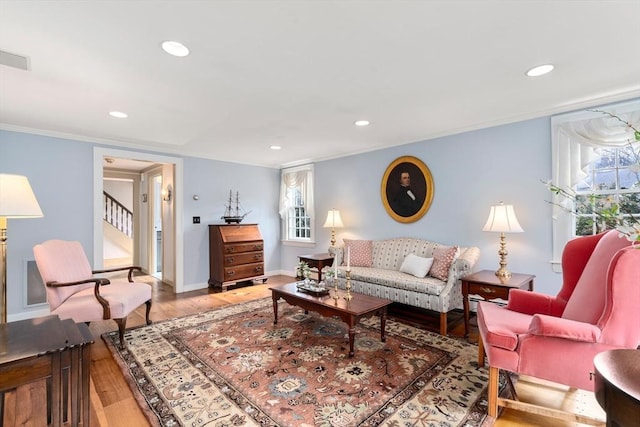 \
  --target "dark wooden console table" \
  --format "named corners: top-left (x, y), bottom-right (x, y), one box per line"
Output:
top-left (0, 315), bottom-right (93, 426)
